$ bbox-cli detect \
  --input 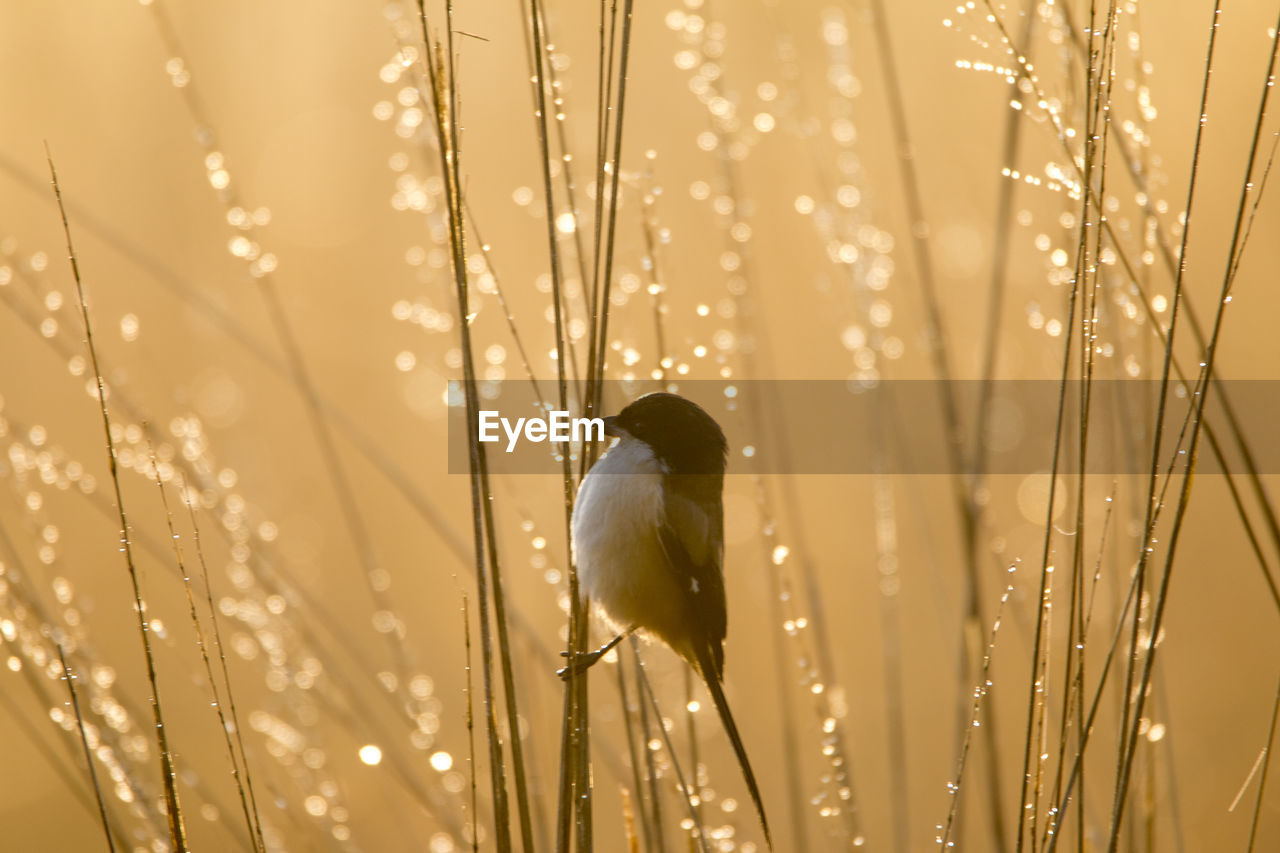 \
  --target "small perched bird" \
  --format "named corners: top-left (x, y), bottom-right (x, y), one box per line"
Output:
top-left (568, 392), bottom-right (771, 848)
